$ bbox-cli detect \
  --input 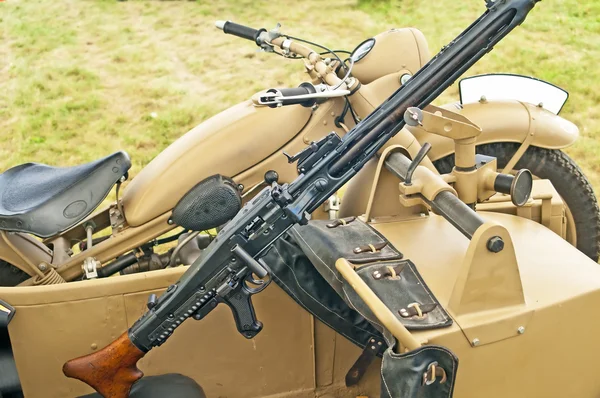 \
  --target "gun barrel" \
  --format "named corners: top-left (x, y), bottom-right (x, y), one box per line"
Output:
top-left (329, 0), bottom-right (538, 176)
